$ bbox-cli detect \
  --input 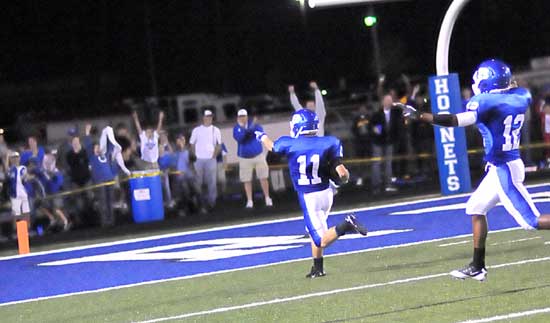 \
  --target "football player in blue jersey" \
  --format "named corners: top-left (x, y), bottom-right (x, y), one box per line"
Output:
top-left (255, 108), bottom-right (368, 278)
top-left (398, 59), bottom-right (550, 281)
